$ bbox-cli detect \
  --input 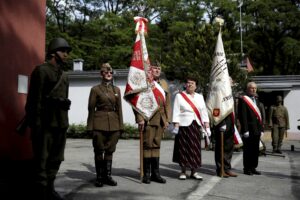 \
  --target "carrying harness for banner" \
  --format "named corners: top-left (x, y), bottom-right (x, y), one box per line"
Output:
top-left (179, 92), bottom-right (210, 146)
